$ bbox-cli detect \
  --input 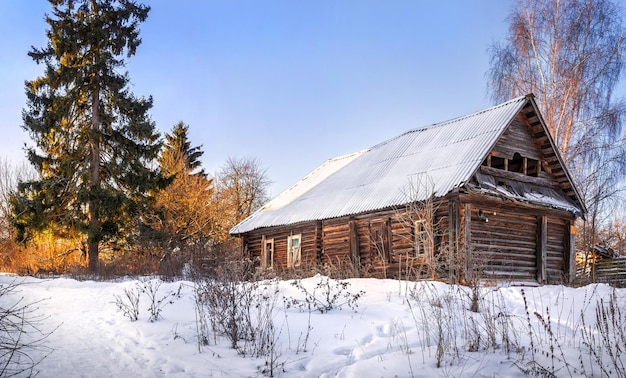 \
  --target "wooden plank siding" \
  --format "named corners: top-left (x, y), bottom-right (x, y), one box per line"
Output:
top-left (491, 117), bottom-right (542, 161)
top-left (487, 114), bottom-right (562, 187)
top-left (520, 103), bottom-right (579, 203)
